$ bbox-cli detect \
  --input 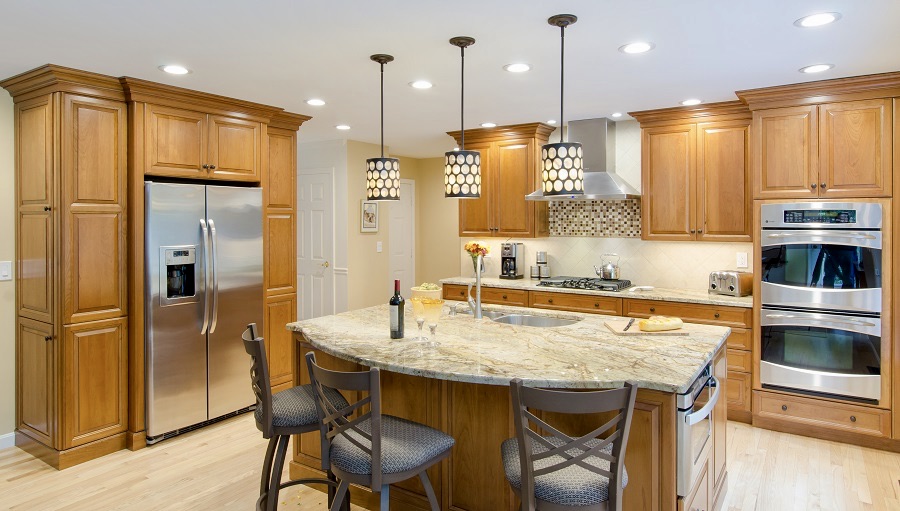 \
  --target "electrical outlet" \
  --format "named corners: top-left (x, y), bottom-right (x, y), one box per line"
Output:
top-left (736, 252), bottom-right (748, 269)
top-left (0, 261), bottom-right (11, 281)
top-left (376, 241), bottom-right (383, 253)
